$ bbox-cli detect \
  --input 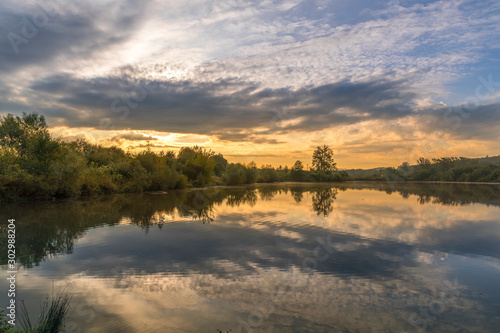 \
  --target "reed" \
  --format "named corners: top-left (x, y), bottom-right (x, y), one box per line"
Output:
top-left (17, 293), bottom-right (71, 333)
